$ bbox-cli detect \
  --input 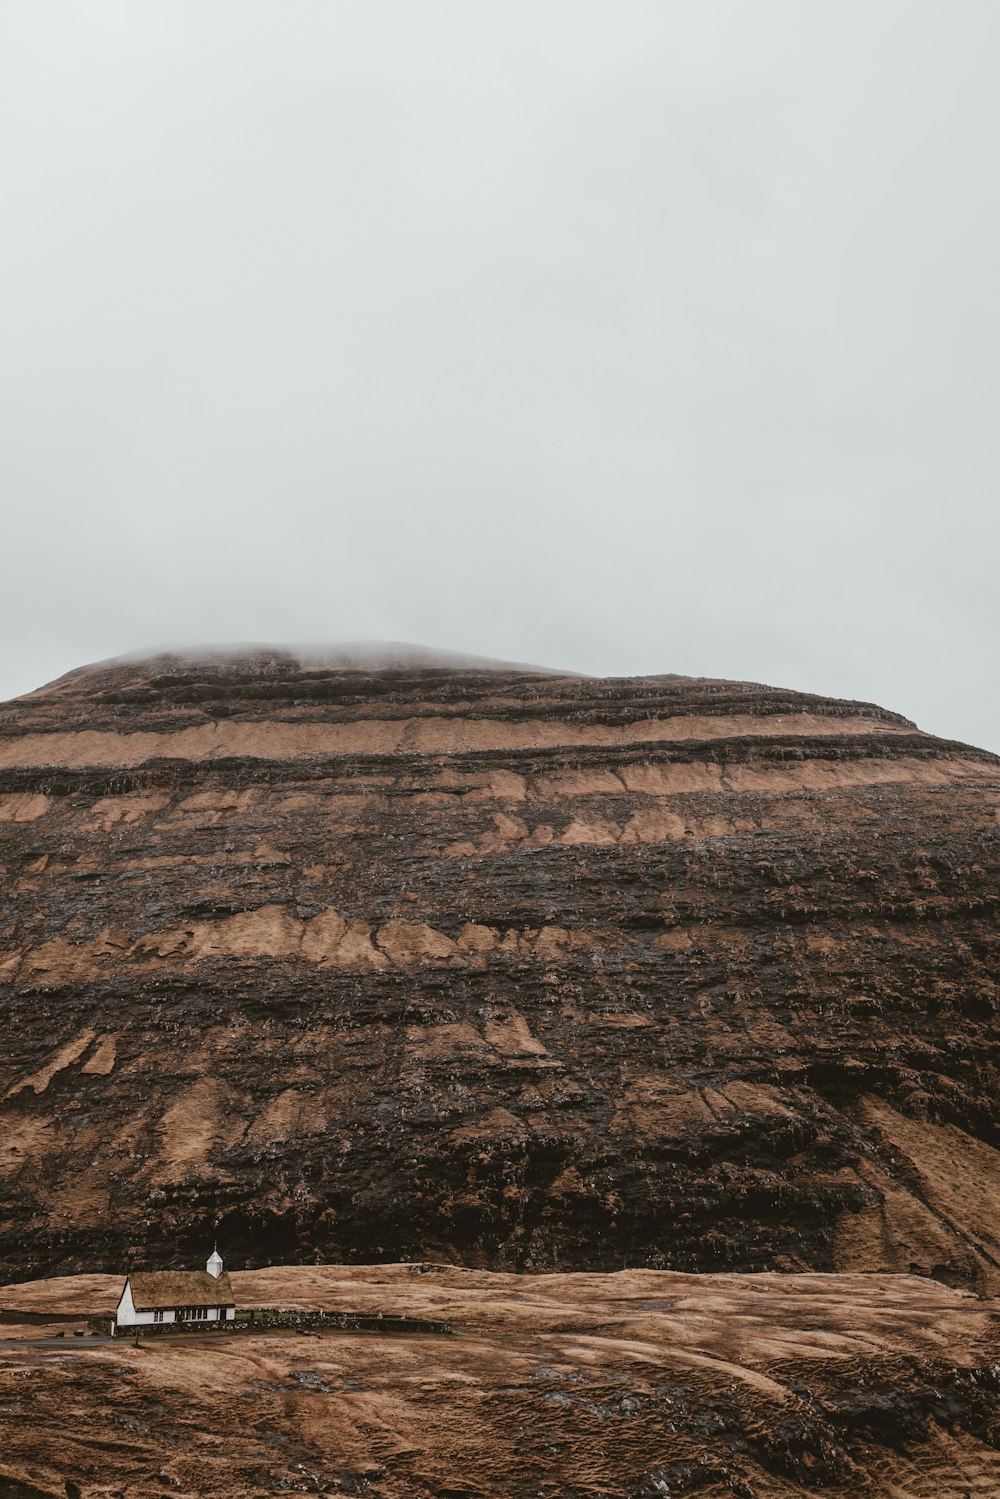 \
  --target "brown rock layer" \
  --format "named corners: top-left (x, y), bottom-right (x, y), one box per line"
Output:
top-left (1, 647), bottom-right (998, 1284)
